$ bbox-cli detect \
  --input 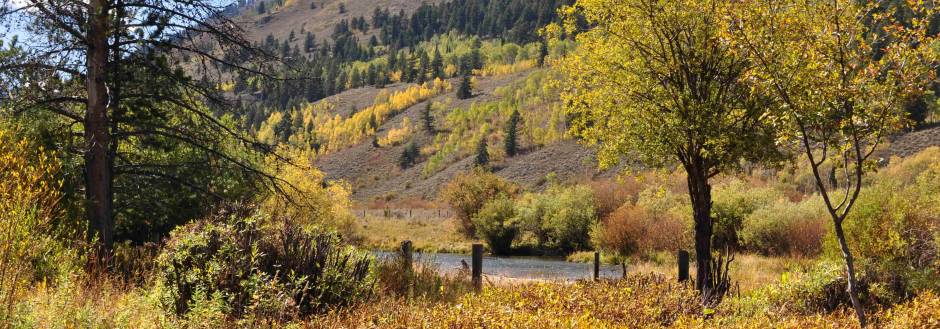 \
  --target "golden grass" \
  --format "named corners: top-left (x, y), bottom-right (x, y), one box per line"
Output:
top-left (568, 252), bottom-right (813, 293)
top-left (355, 215), bottom-right (478, 253)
